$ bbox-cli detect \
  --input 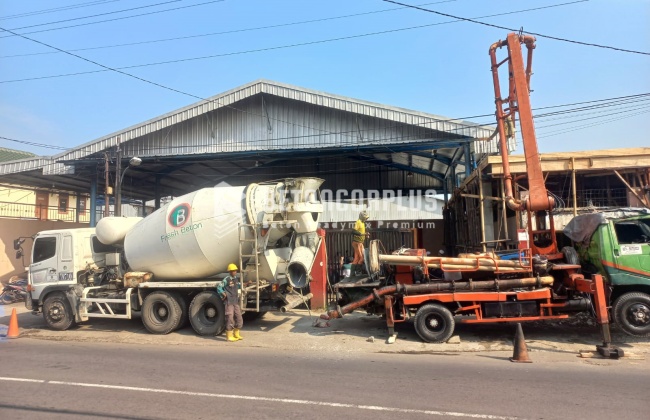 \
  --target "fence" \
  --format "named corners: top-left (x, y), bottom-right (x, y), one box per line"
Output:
top-left (0, 201), bottom-right (134, 223)
top-left (325, 228), bottom-right (414, 284)
top-left (0, 201), bottom-right (93, 223)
